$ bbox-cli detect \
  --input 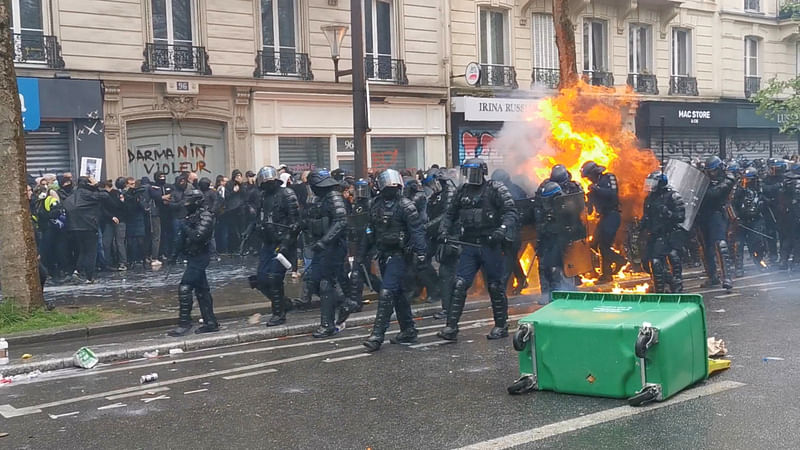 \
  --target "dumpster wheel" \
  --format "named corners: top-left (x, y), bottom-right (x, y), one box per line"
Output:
top-left (628, 385), bottom-right (659, 406)
top-left (507, 375), bottom-right (536, 395)
top-left (512, 324), bottom-right (532, 352)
